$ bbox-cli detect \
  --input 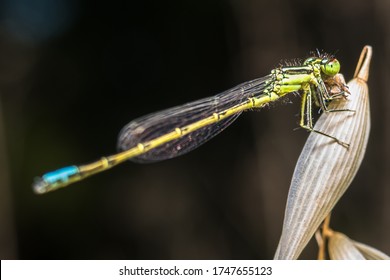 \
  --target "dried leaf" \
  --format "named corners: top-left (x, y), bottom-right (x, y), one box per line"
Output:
top-left (274, 46), bottom-right (372, 259)
top-left (328, 231), bottom-right (390, 260)
top-left (328, 232), bottom-right (365, 260)
top-left (353, 241), bottom-right (390, 260)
